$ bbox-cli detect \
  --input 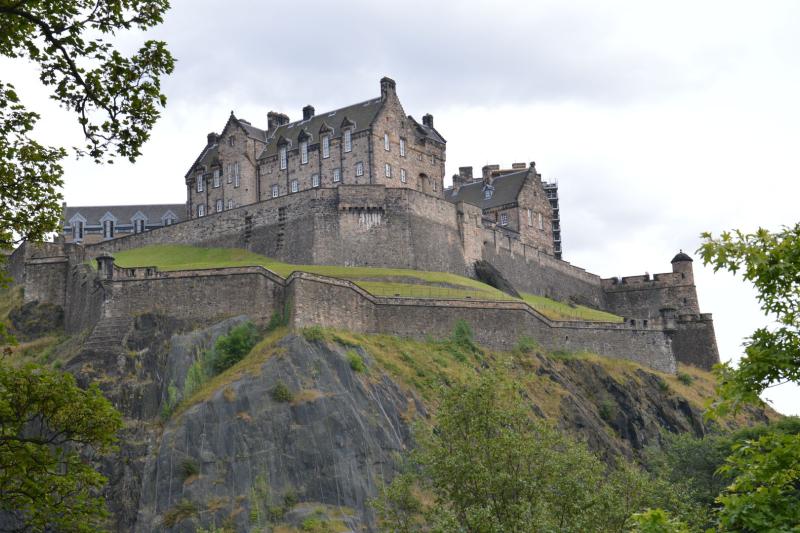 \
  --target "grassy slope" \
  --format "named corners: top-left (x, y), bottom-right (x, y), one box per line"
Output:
top-left (113, 245), bottom-right (622, 322)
